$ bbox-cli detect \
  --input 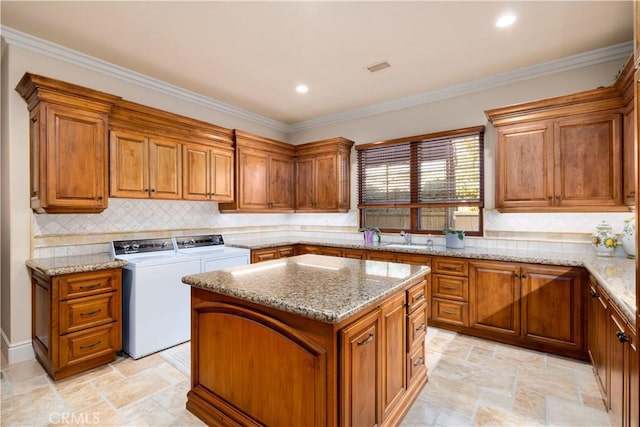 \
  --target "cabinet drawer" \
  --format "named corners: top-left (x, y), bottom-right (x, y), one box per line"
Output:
top-left (432, 257), bottom-right (468, 276)
top-left (432, 275), bottom-right (468, 301)
top-left (57, 269), bottom-right (119, 300)
top-left (58, 323), bottom-right (119, 368)
top-left (432, 298), bottom-right (469, 326)
top-left (407, 341), bottom-right (426, 388)
top-left (277, 246), bottom-right (296, 258)
top-left (407, 307), bottom-right (427, 350)
top-left (59, 293), bottom-right (117, 334)
top-left (406, 281), bottom-right (427, 313)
